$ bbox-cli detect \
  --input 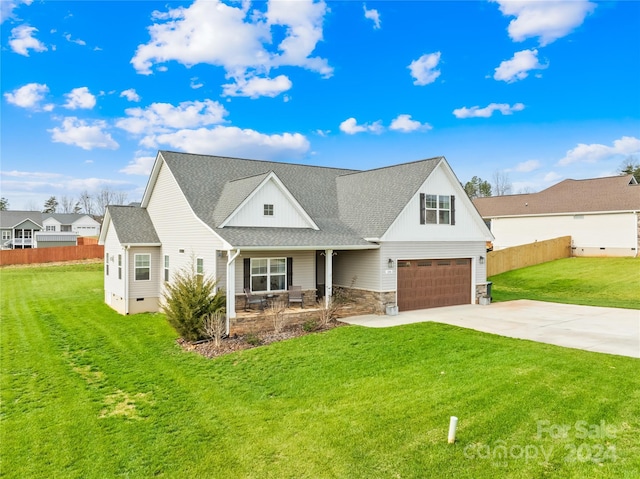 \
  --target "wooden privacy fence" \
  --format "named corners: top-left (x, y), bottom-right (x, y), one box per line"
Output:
top-left (0, 244), bottom-right (104, 266)
top-left (487, 236), bottom-right (572, 277)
